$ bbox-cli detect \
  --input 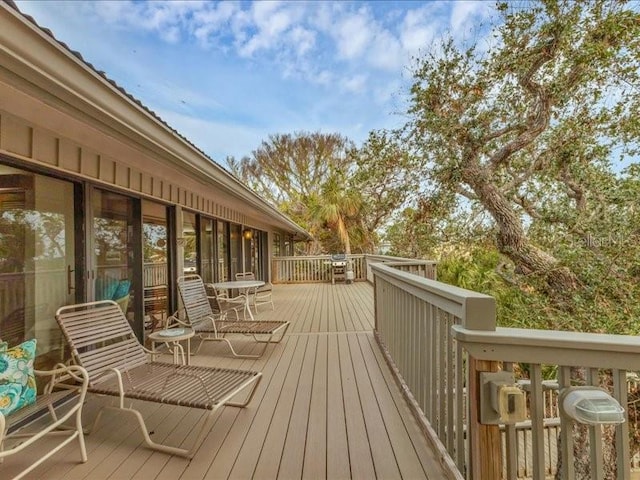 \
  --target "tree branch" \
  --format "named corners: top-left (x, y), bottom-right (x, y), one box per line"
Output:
top-left (512, 195), bottom-right (542, 219)
top-left (489, 36), bottom-right (557, 169)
